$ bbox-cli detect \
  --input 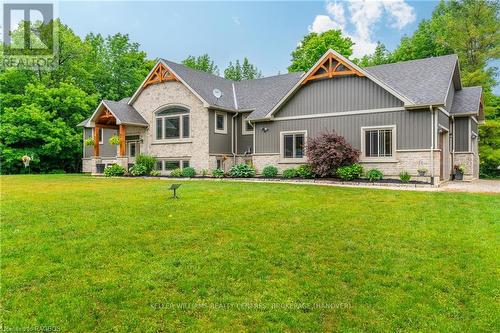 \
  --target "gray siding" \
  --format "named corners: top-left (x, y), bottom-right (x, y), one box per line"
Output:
top-left (83, 127), bottom-right (118, 158)
top-left (274, 76), bottom-right (403, 118)
top-left (438, 109), bottom-right (450, 130)
top-left (454, 117), bottom-right (469, 152)
top-left (237, 112), bottom-right (253, 154)
top-left (209, 110), bottom-right (232, 154)
top-left (255, 109), bottom-right (431, 153)
top-left (445, 81), bottom-right (455, 112)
